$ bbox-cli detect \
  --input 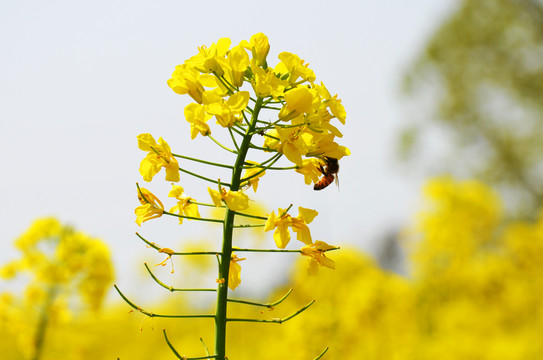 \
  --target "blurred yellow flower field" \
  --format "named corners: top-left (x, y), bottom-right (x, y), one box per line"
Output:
top-left (2, 177), bottom-right (542, 359)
